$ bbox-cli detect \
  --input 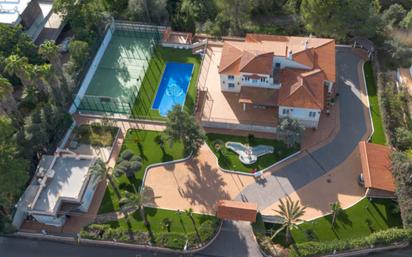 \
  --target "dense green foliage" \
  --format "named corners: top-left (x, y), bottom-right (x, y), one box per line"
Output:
top-left (289, 228), bottom-right (412, 257)
top-left (165, 105), bottom-right (206, 156)
top-left (206, 133), bottom-right (299, 173)
top-left (74, 124), bottom-right (118, 147)
top-left (0, 117), bottom-right (29, 215)
top-left (364, 62), bottom-right (386, 145)
top-left (301, 0), bottom-right (381, 41)
top-left (0, 25), bottom-right (74, 231)
top-left (392, 152), bottom-right (412, 228)
top-left (82, 207), bottom-right (219, 249)
top-left (98, 129), bottom-right (184, 214)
